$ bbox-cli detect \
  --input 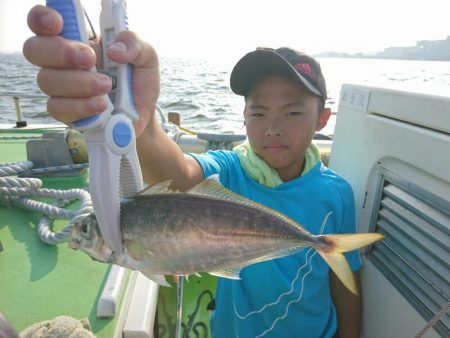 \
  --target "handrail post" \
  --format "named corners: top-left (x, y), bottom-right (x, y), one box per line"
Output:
top-left (13, 96), bottom-right (27, 128)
